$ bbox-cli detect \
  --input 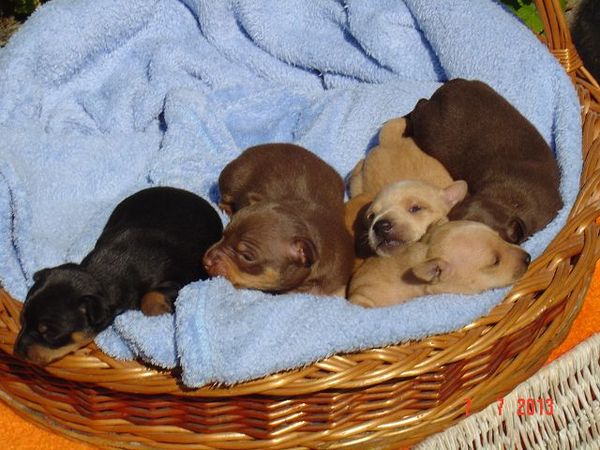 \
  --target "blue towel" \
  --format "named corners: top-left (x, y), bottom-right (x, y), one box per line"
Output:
top-left (0, 0), bottom-right (581, 385)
